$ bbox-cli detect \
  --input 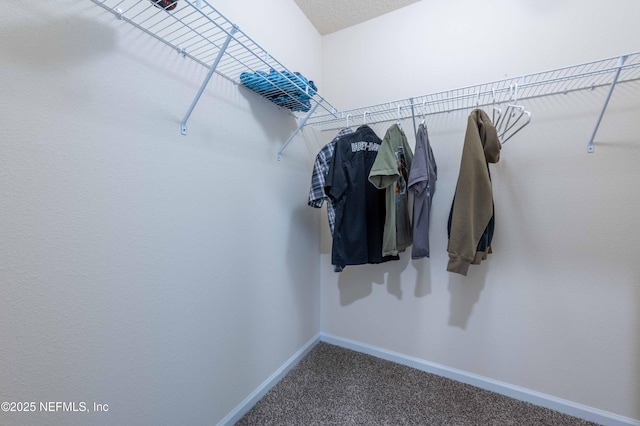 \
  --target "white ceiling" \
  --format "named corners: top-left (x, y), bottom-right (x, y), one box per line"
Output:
top-left (293, 0), bottom-right (421, 35)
